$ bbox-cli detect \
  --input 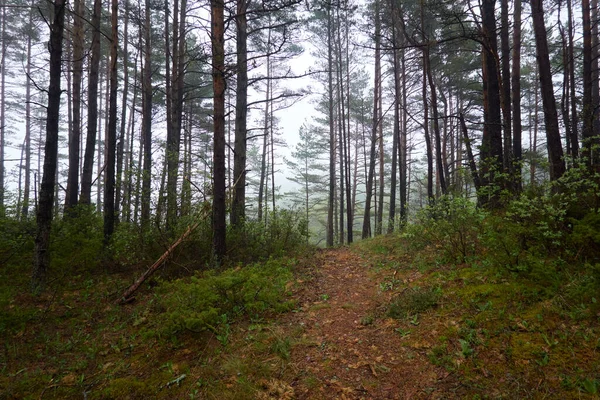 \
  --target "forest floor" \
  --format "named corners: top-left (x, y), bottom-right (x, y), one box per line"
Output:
top-left (276, 247), bottom-right (445, 399)
top-left (2, 237), bottom-right (600, 399)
